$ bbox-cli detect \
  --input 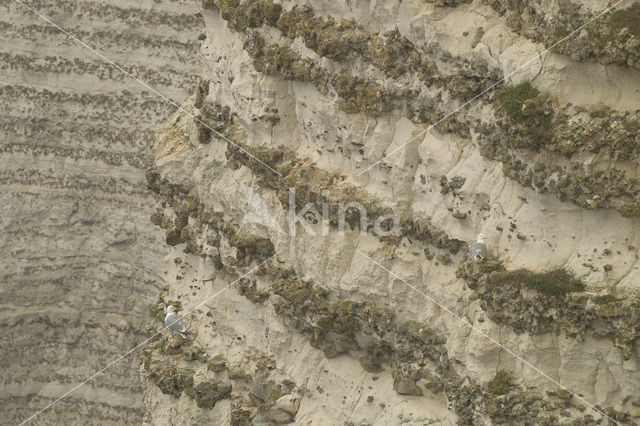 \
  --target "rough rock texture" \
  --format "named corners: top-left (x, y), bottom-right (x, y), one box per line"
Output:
top-left (0, 0), bottom-right (203, 424)
top-left (140, 0), bottom-right (640, 424)
top-left (205, 0), bottom-right (640, 217)
top-left (458, 260), bottom-right (640, 361)
top-left (483, 0), bottom-right (640, 70)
